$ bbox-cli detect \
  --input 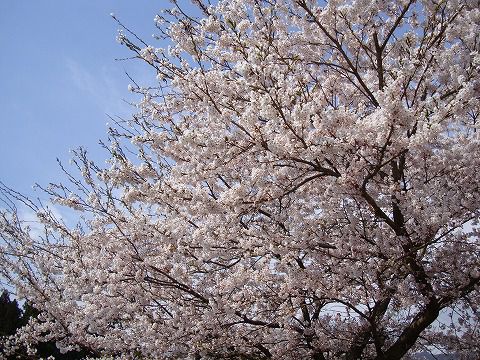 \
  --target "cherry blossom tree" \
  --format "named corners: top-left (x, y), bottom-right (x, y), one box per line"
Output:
top-left (1, 0), bottom-right (479, 359)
